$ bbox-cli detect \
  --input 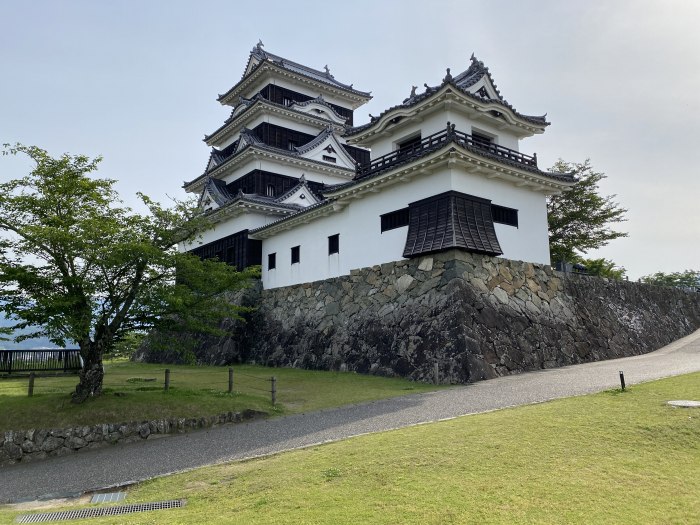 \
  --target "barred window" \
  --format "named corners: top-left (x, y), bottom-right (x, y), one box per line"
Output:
top-left (491, 204), bottom-right (518, 227)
